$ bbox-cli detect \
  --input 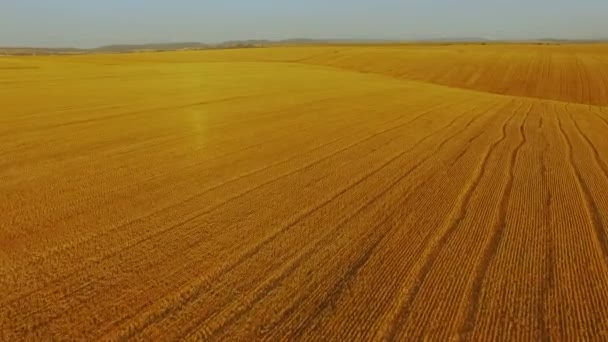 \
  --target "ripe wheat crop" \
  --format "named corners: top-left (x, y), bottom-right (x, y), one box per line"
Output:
top-left (2, 44), bottom-right (608, 340)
